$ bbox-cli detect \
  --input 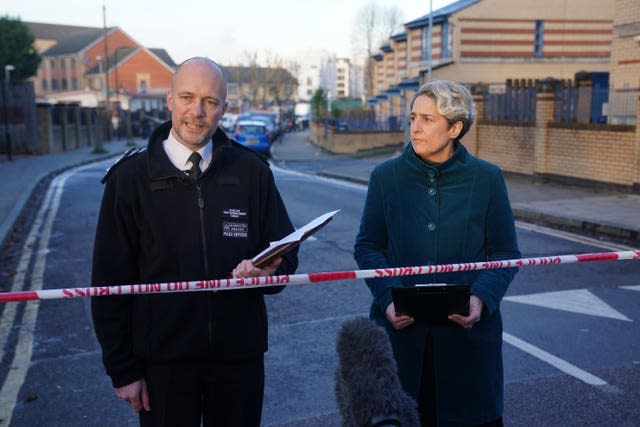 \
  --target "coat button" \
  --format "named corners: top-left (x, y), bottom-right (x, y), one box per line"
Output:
top-left (428, 187), bottom-right (437, 196)
top-left (427, 170), bottom-right (436, 178)
top-left (427, 222), bottom-right (437, 231)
